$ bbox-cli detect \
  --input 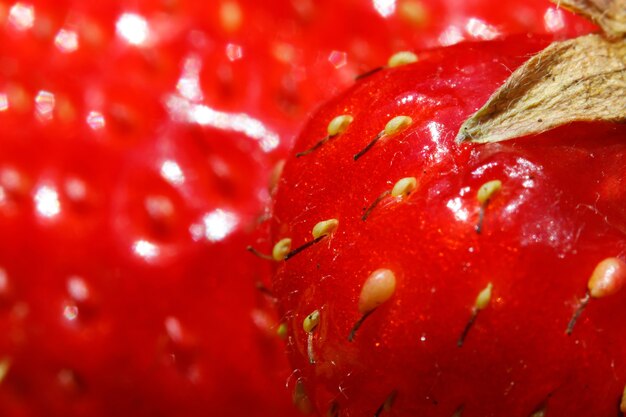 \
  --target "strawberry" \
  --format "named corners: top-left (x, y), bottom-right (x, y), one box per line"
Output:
top-left (0, 0), bottom-right (609, 416)
top-left (269, 28), bottom-right (626, 417)
top-left (0, 71), bottom-right (294, 416)
top-left (0, 2), bottom-right (297, 416)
